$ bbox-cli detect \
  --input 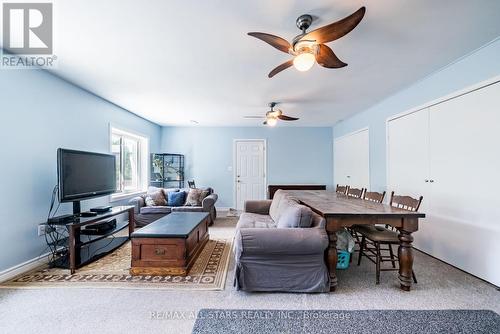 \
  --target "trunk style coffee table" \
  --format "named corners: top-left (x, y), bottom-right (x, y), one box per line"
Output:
top-left (130, 212), bottom-right (209, 276)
